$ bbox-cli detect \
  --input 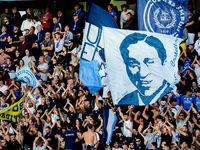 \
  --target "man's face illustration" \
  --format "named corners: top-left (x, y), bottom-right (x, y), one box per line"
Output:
top-left (126, 40), bottom-right (163, 96)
